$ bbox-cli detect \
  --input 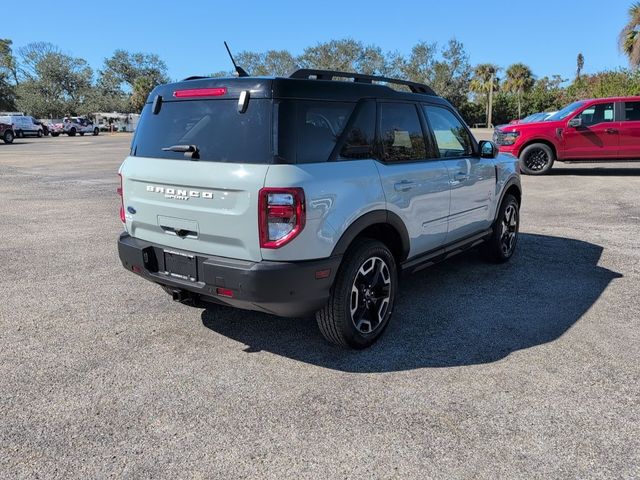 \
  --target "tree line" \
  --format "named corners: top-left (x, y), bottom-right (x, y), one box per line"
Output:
top-left (1, 25), bottom-right (640, 124)
top-left (0, 39), bottom-right (168, 118)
